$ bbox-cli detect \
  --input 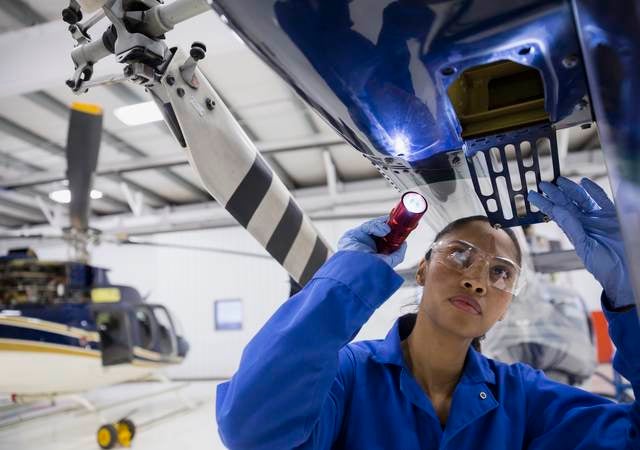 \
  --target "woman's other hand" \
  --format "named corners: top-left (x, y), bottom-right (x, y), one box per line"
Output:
top-left (528, 176), bottom-right (634, 308)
